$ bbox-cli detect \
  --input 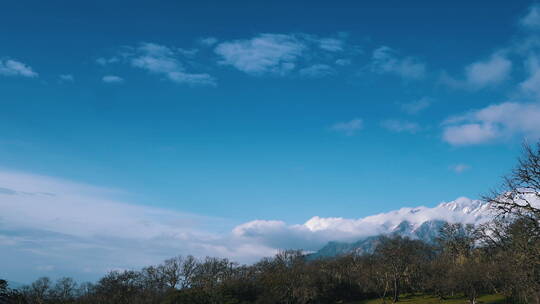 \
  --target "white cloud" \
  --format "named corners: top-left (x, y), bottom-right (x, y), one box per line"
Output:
top-left (0, 169), bottom-right (502, 281)
top-left (440, 53), bottom-right (512, 90)
top-left (371, 46), bottom-right (426, 79)
top-left (214, 33), bottom-right (349, 76)
top-left (299, 64), bottom-right (335, 78)
top-left (0, 170), bottom-right (267, 281)
top-left (381, 119), bottom-right (420, 133)
top-left (443, 123), bottom-right (497, 145)
top-left (330, 118), bottom-right (363, 136)
top-left (520, 4), bottom-right (540, 30)
top-left (102, 75), bottom-right (124, 83)
top-left (129, 42), bottom-right (215, 86)
top-left (520, 55), bottom-right (540, 98)
top-left (215, 34), bottom-right (306, 75)
top-left (0, 59), bottom-right (38, 78)
top-left (401, 97), bottom-right (432, 114)
top-left (233, 197), bottom-right (493, 251)
top-left (442, 102), bottom-right (540, 145)
top-left (465, 53), bottom-right (512, 88)
top-left (450, 164), bottom-right (470, 173)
